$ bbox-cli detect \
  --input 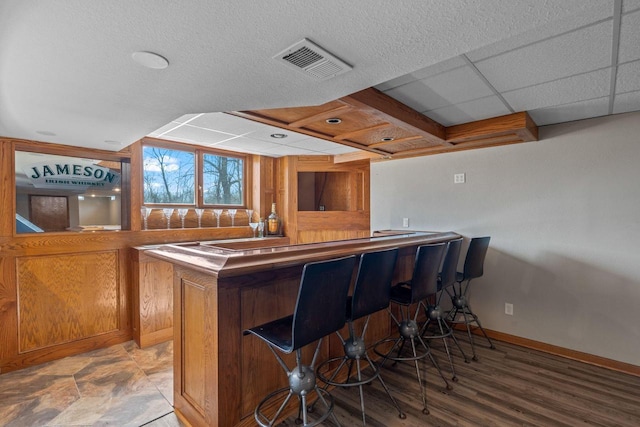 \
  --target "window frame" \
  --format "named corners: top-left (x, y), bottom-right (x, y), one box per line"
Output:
top-left (141, 139), bottom-right (250, 209)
